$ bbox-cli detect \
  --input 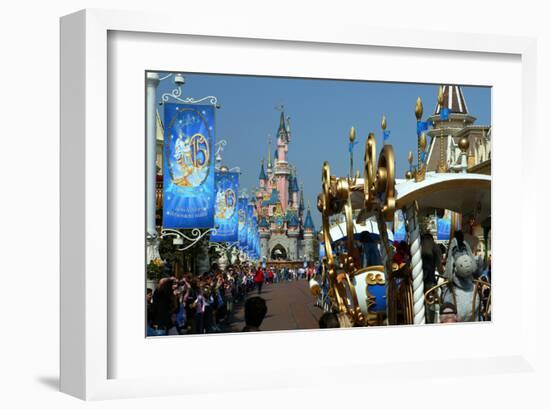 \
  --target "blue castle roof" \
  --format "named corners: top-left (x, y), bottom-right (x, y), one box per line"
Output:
top-left (304, 208), bottom-right (315, 230)
top-left (285, 210), bottom-right (300, 227)
top-left (265, 188), bottom-right (279, 206)
top-left (259, 162), bottom-right (267, 180)
top-left (290, 176), bottom-right (300, 193)
top-left (259, 217), bottom-right (269, 228)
